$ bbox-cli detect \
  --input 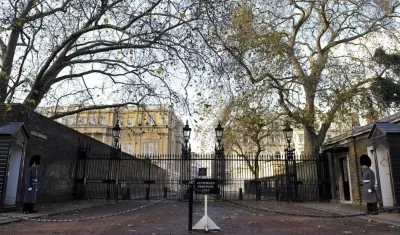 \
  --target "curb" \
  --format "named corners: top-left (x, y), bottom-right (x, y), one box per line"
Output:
top-left (0, 201), bottom-right (112, 225)
top-left (299, 204), bottom-right (400, 227)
